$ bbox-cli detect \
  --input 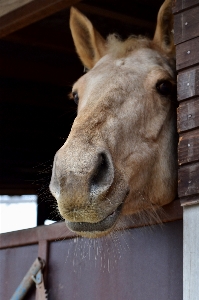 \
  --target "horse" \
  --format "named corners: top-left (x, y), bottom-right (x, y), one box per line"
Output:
top-left (50, 0), bottom-right (177, 238)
